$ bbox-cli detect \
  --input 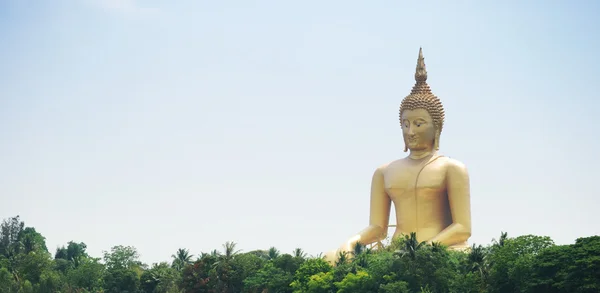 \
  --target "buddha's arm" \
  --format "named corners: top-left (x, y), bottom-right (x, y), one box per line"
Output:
top-left (429, 161), bottom-right (472, 245)
top-left (347, 167), bottom-right (391, 247)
